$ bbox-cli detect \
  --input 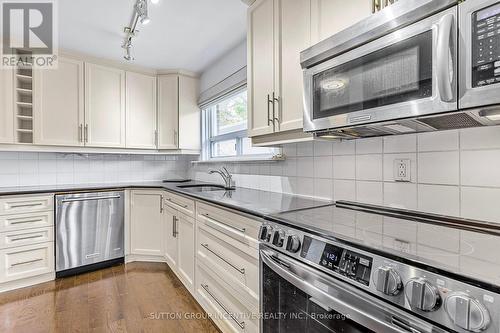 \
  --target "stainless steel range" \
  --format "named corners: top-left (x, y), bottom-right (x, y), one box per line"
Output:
top-left (259, 201), bottom-right (500, 333)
